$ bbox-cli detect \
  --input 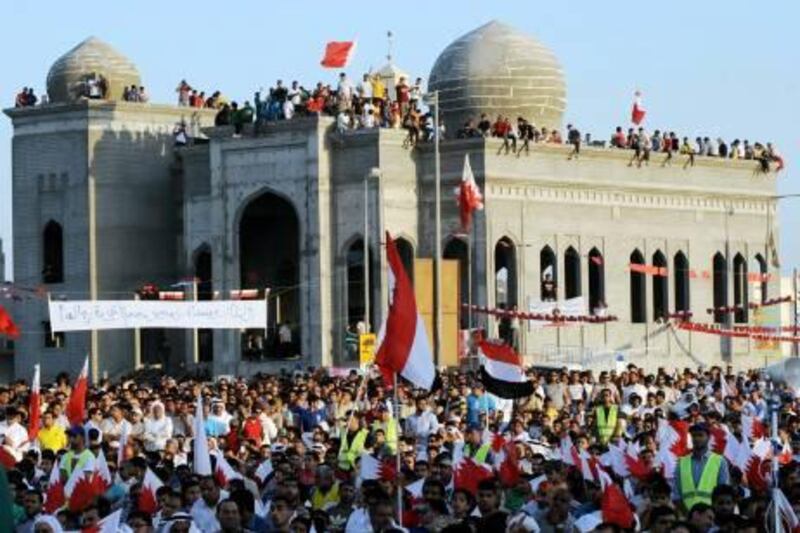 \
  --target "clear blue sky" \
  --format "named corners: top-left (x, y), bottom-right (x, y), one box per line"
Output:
top-left (2, 0), bottom-right (798, 279)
